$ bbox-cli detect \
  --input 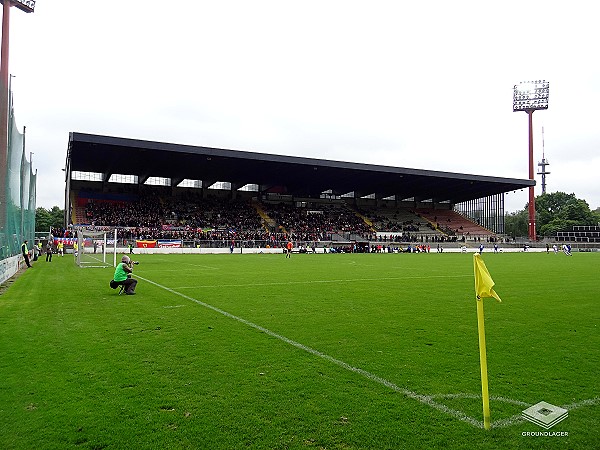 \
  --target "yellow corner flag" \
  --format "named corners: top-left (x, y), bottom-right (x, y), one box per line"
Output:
top-left (472, 252), bottom-right (502, 430)
top-left (474, 252), bottom-right (502, 302)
